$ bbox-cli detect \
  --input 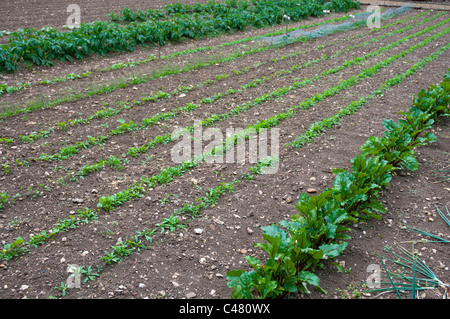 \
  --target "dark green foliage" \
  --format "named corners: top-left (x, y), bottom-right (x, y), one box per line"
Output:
top-left (0, 0), bottom-right (362, 72)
